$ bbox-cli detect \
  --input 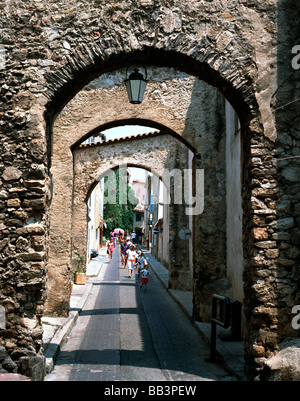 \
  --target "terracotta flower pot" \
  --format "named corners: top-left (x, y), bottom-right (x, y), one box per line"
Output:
top-left (74, 272), bottom-right (86, 285)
